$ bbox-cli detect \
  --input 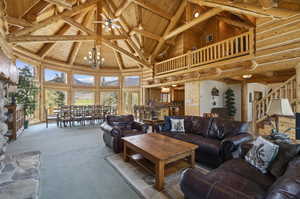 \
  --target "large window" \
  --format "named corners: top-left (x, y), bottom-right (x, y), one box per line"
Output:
top-left (45, 89), bottom-right (67, 114)
top-left (100, 76), bottom-right (119, 87)
top-left (44, 69), bottom-right (66, 84)
top-left (124, 76), bottom-right (140, 87)
top-left (16, 59), bottom-right (35, 77)
top-left (123, 91), bottom-right (139, 114)
top-left (100, 91), bottom-right (118, 108)
top-left (73, 74), bottom-right (95, 86)
top-left (73, 91), bottom-right (95, 105)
